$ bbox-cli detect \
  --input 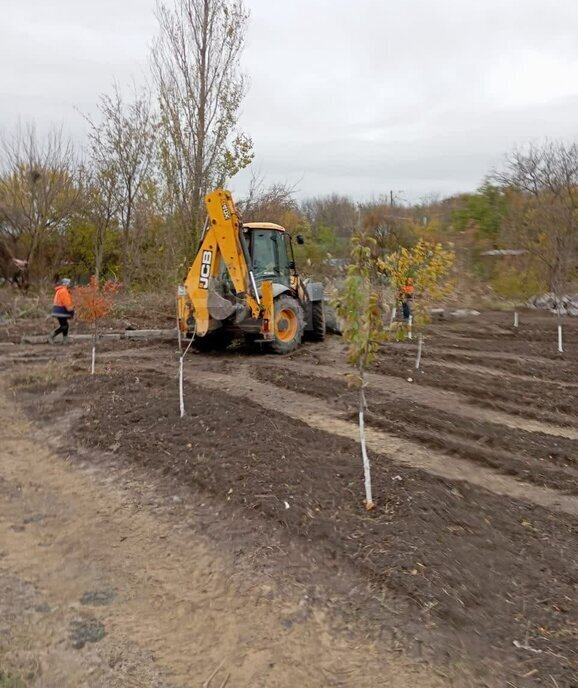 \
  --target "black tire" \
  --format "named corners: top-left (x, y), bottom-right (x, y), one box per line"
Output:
top-left (309, 300), bottom-right (326, 341)
top-left (191, 330), bottom-right (234, 352)
top-left (269, 295), bottom-right (305, 354)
